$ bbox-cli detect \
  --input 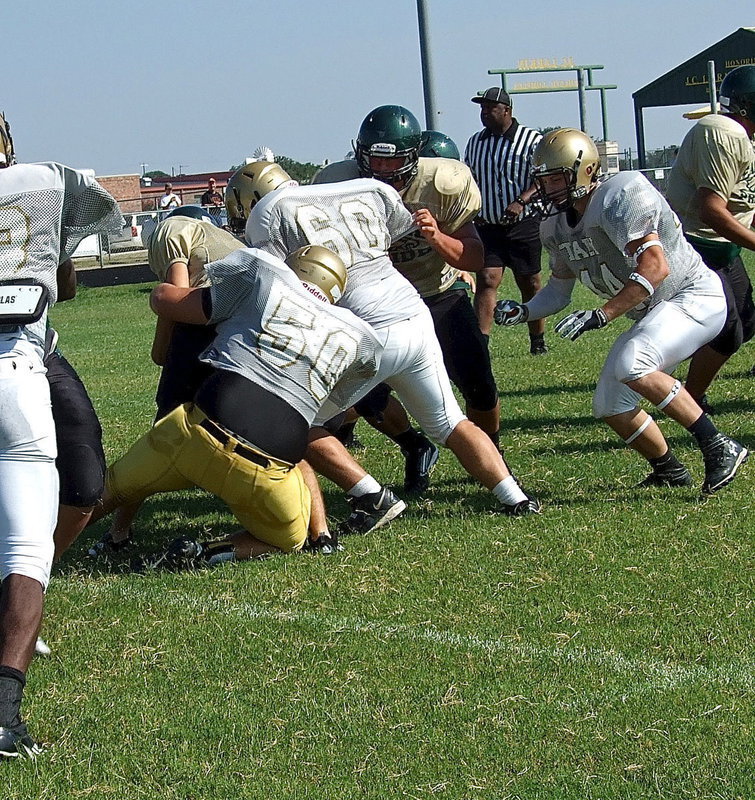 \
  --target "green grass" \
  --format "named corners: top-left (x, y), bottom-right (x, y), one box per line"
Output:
top-left (9, 265), bottom-right (754, 799)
